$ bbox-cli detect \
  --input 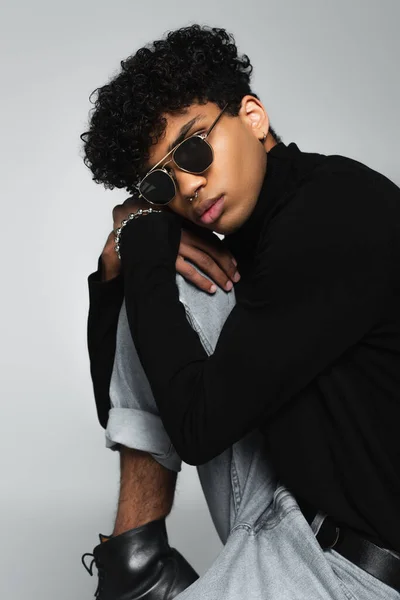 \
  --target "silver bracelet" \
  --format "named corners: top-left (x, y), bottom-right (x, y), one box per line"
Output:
top-left (114, 208), bottom-right (162, 260)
